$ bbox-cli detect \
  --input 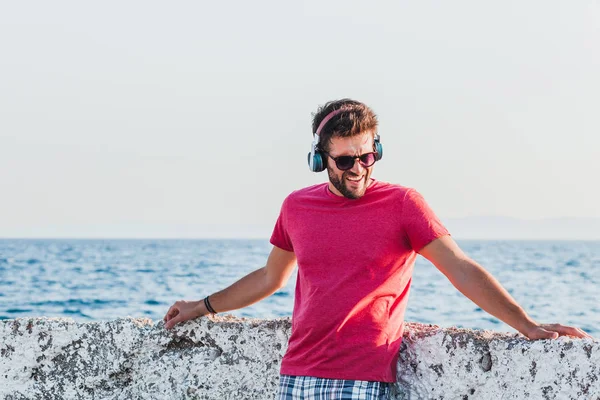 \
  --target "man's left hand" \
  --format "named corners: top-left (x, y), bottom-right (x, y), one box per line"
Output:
top-left (524, 323), bottom-right (593, 340)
